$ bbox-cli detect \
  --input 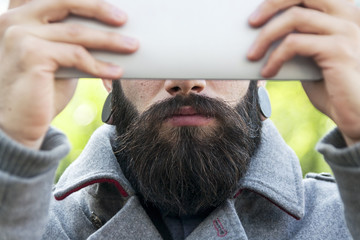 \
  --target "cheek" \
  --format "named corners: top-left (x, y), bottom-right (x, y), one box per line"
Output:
top-left (209, 80), bottom-right (250, 106)
top-left (120, 80), bottom-right (165, 113)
